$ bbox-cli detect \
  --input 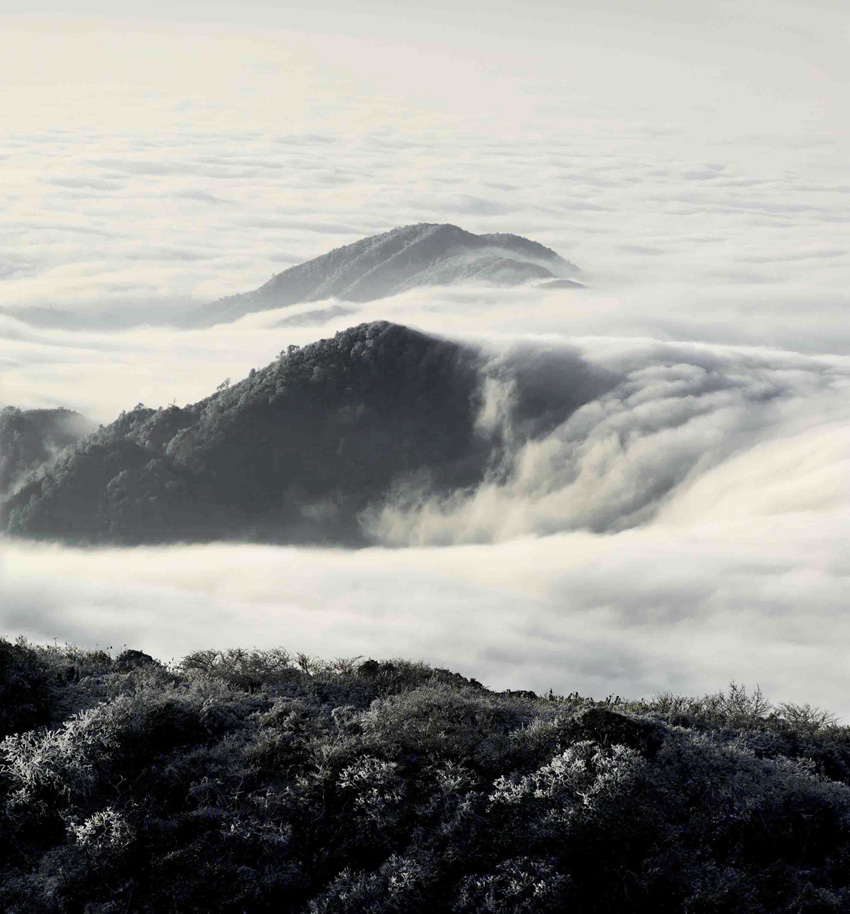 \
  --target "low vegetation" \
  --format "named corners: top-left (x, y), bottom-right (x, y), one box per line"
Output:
top-left (2, 636), bottom-right (849, 912)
